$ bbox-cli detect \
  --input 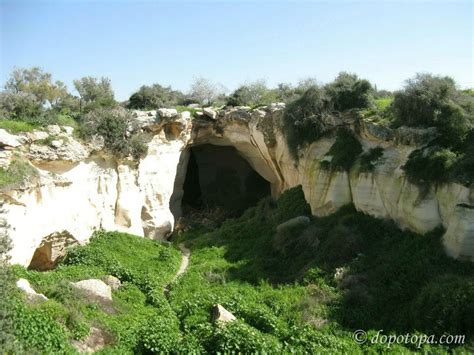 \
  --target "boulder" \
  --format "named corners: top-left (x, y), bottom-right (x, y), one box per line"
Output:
top-left (62, 126), bottom-right (74, 135)
top-left (71, 327), bottom-right (113, 353)
top-left (157, 108), bottom-right (178, 119)
top-left (28, 231), bottom-right (78, 271)
top-left (101, 275), bottom-right (121, 290)
top-left (51, 139), bottom-right (63, 148)
top-left (25, 130), bottom-right (49, 142)
top-left (46, 125), bottom-right (61, 135)
top-left (203, 107), bottom-right (217, 120)
top-left (16, 278), bottom-right (48, 302)
top-left (0, 129), bottom-right (24, 148)
top-left (72, 279), bottom-right (112, 301)
top-left (211, 304), bottom-right (236, 323)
